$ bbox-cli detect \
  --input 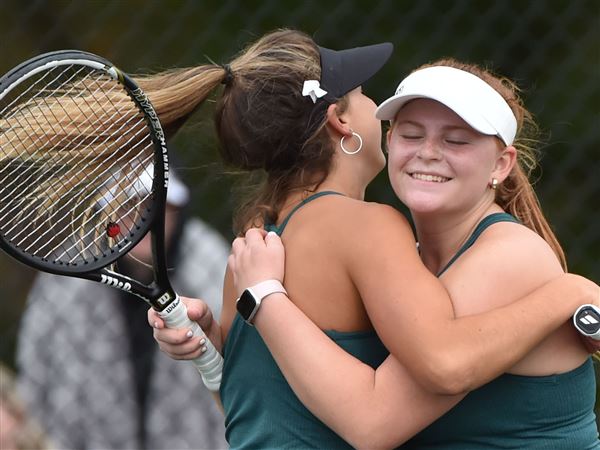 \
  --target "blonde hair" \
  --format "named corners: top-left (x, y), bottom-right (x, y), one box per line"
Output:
top-left (0, 29), bottom-right (341, 239)
top-left (418, 58), bottom-right (567, 270)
